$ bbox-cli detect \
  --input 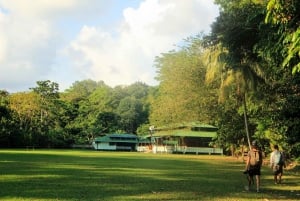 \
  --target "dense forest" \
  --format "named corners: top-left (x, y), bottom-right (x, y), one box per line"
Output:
top-left (0, 0), bottom-right (299, 157)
